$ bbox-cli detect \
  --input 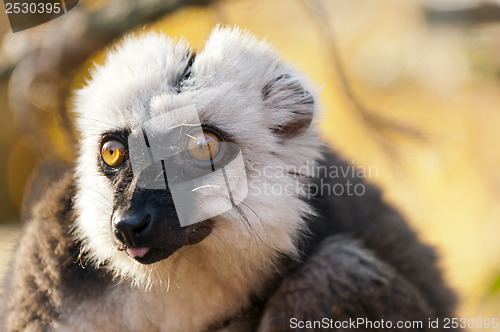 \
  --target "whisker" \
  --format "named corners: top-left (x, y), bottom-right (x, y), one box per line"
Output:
top-left (77, 184), bottom-right (113, 206)
top-left (69, 114), bottom-right (123, 130)
top-left (191, 185), bottom-right (220, 192)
